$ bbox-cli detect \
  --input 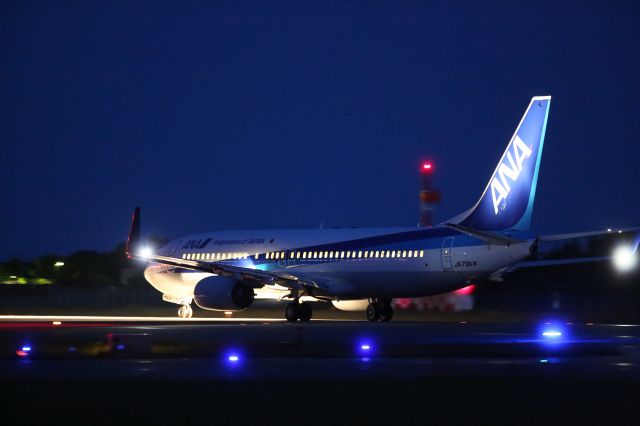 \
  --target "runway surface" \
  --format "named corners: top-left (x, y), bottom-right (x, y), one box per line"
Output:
top-left (1, 316), bottom-right (639, 425)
